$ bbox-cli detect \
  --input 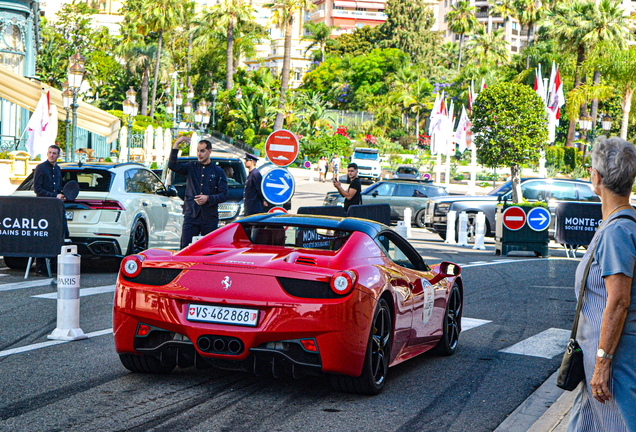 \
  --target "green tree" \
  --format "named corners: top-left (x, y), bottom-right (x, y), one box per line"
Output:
top-left (302, 22), bottom-right (333, 63)
top-left (488, 0), bottom-right (516, 24)
top-left (447, 1), bottom-right (480, 72)
top-left (472, 83), bottom-right (548, 203)
top-left (513, 0), bottom-right (542, 68)
top-left (325, 25), bottom-right (385, 57)
top-left (381, 0), bottom-right (438, 62)
top-left (124, 44), bottom-right (157, 116)
top-left (265, 0), bottom-right (315, 131)
top-left (466, 26), bottom-right (509, 65)
top-left (395, 75), bottom-right (433, 141)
